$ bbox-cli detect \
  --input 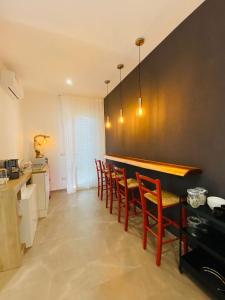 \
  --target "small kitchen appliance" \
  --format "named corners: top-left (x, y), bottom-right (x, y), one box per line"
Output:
top-left (0, 159), bottom-right (20, 179)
